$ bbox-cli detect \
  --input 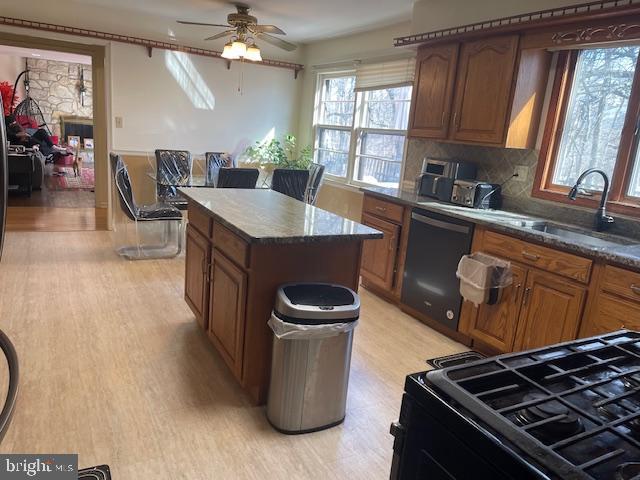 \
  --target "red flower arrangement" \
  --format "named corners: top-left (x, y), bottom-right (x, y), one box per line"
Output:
top-left (0, 81), bottom-right (18, 116)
